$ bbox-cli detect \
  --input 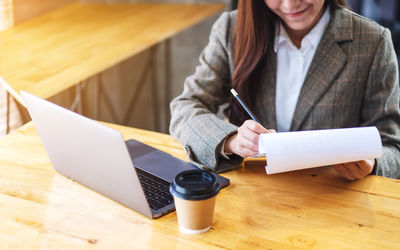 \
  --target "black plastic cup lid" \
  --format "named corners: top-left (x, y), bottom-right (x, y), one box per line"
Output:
top-left (169, 170), bottom-right (220, 201)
